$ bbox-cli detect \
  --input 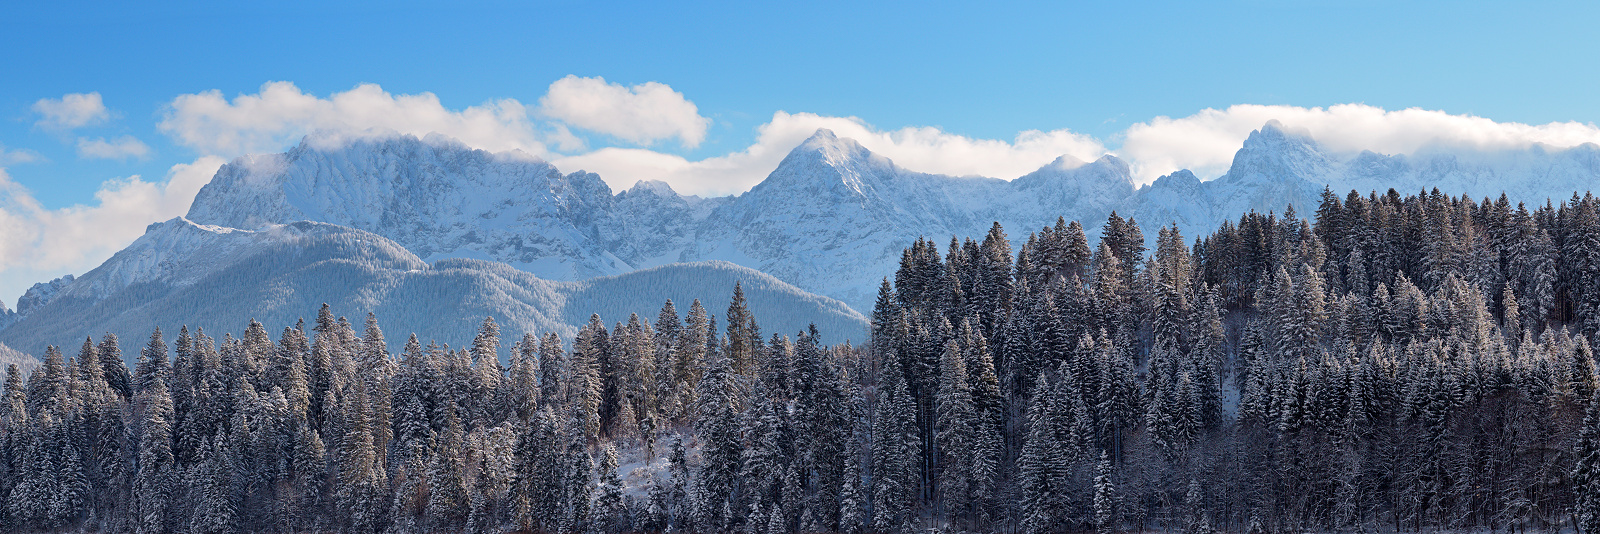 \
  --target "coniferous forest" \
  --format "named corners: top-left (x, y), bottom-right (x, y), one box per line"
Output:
top-left (7, 188), bottom-right (1600, 534)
